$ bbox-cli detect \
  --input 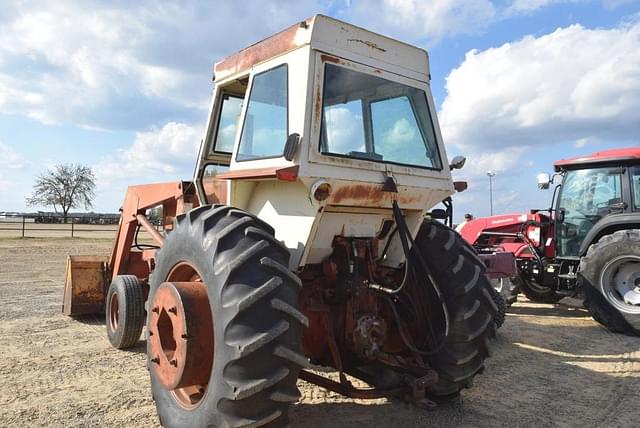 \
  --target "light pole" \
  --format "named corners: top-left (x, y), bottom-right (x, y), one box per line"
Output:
top-left (487, 171), bottom-right (496, 216)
